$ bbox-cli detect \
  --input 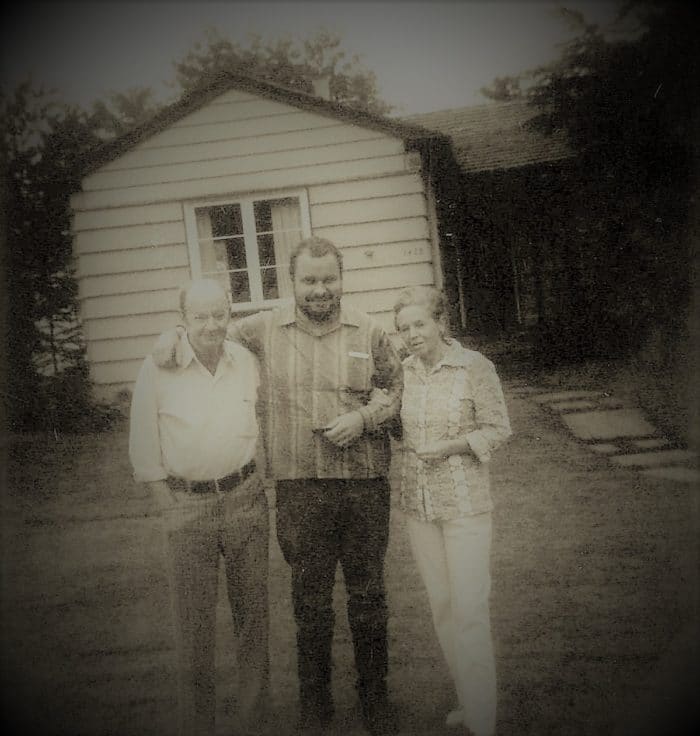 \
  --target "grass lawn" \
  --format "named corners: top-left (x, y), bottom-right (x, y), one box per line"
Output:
top-left (2, 382), bottom-right (697, 735)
